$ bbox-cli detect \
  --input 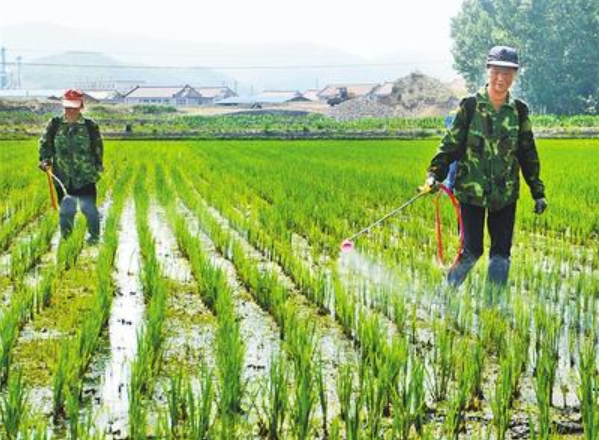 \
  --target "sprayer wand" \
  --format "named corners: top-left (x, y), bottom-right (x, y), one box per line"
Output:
top-left (341, 189), bottom-right (430, 252)
top-left (44, 166), bottom-right (69, 210)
